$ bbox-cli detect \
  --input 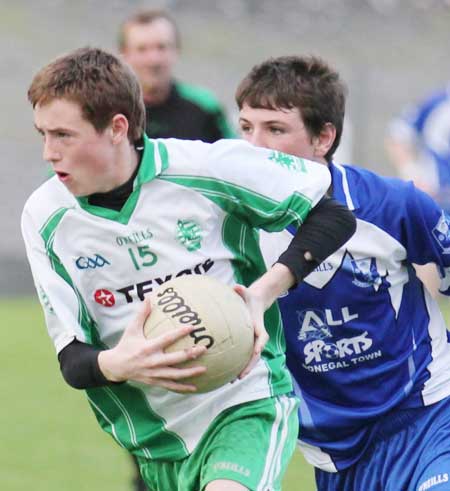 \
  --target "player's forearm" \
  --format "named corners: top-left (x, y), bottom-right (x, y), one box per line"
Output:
top-left (97, 348), bottom-right (128, 383)
top-left (385, 139), bottom-right (419, 179)
top-left (385, 138), bottom-right (416, 166)
top-left (248, 263), bottom-right (295, 310)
